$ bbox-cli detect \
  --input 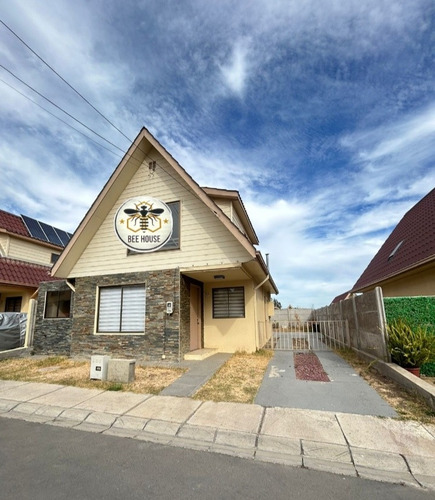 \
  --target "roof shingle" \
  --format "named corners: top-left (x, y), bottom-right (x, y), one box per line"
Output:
top-left (0, 210), bottom-right (29, 237)
top-left (352, 188), bottom-right (435, 291)
top-left (0, 258), bottom-right (58, 287)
